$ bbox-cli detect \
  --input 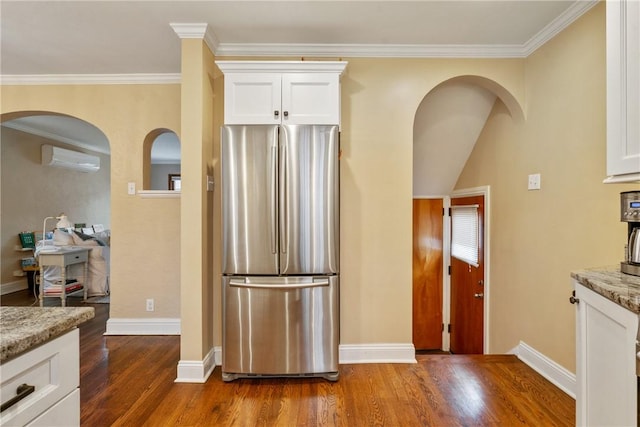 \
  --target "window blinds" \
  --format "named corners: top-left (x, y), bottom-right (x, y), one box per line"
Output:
top-left (451, 204), bottom-right (479, 267)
